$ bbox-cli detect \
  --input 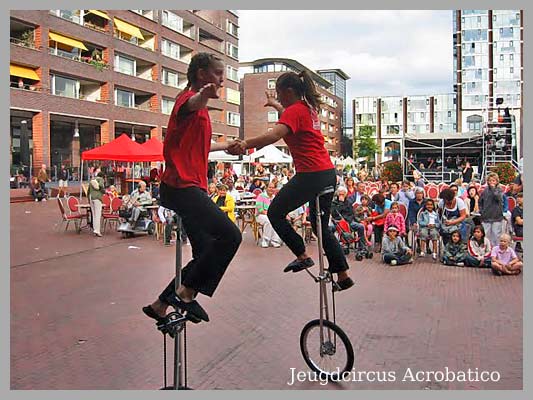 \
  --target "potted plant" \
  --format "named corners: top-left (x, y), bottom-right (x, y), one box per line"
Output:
top-left (20, 30), bottom-right (34, 47)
